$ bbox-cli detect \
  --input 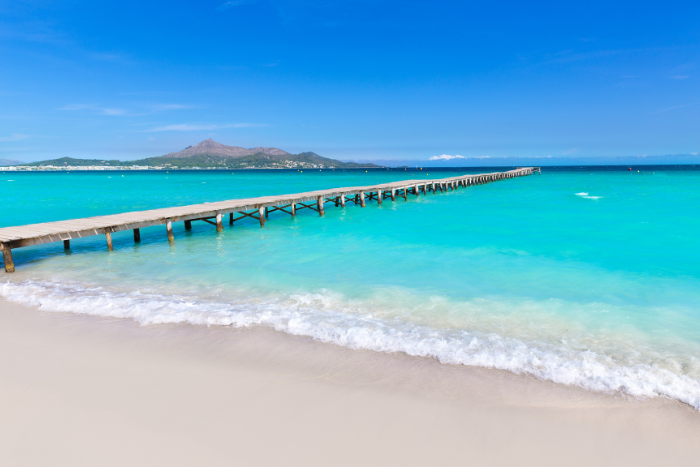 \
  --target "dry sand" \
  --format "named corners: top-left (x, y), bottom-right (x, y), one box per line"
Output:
top-left (1, 297), bottom-right (699, 466)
